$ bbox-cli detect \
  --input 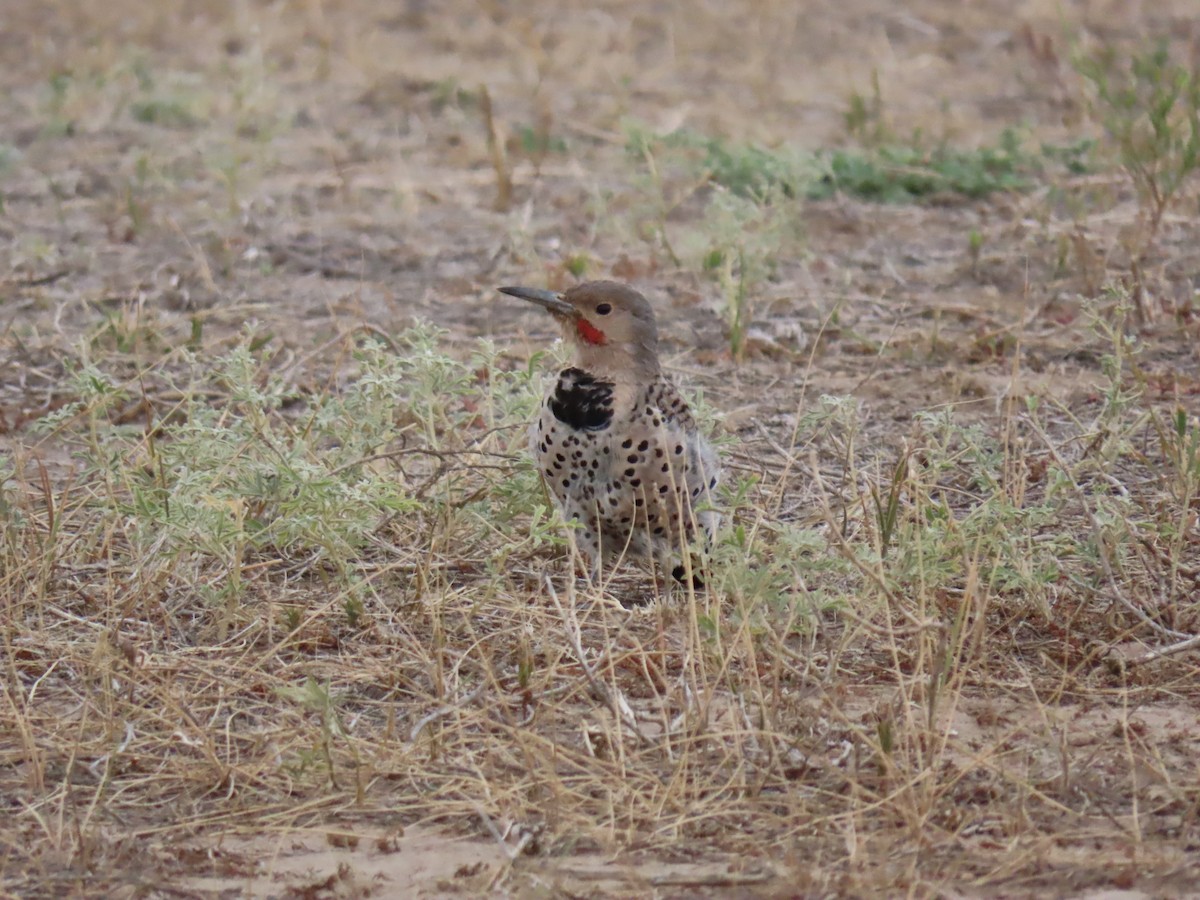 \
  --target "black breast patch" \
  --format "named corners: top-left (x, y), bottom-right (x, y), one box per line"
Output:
top-left (550, 367), bottom-right (614, 431)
